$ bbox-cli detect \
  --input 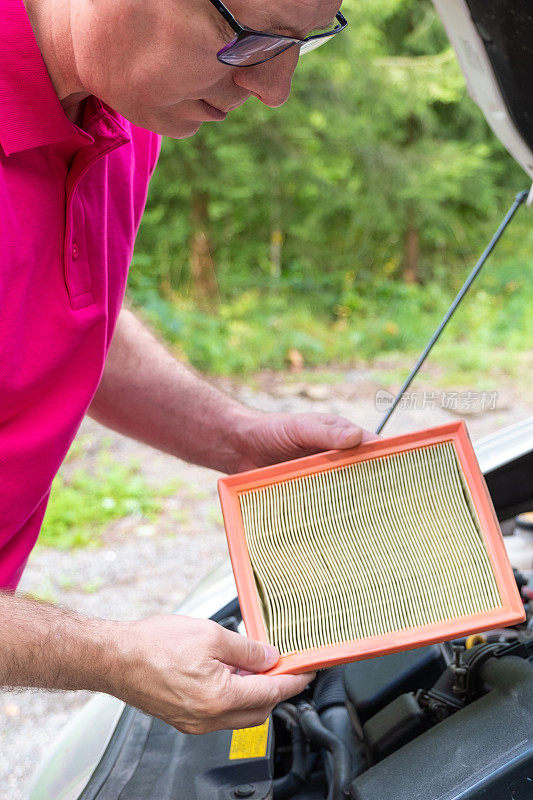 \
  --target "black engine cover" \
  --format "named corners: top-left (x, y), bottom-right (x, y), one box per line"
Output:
top-left (344, 645), bottom-right (445, 724)
top-left (80, 709), bottom-right (274, 800)
top-left (350, 656), bottom-right (533, 800)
